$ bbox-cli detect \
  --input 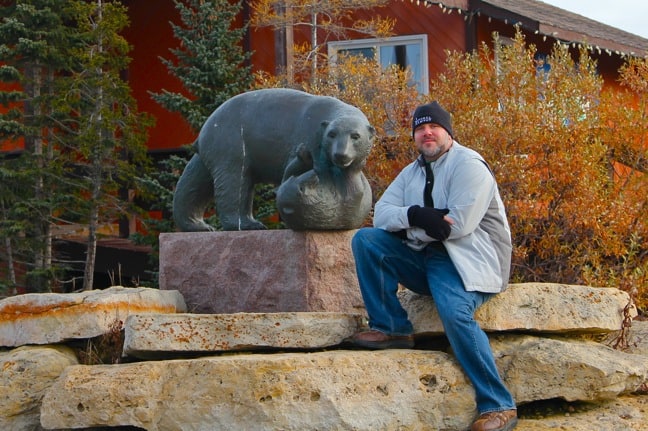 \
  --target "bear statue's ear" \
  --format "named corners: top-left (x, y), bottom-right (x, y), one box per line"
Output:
top-left (367, 125), bottom-right (376, 139)
top-left (315, 121), bottom-right (330, 146)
